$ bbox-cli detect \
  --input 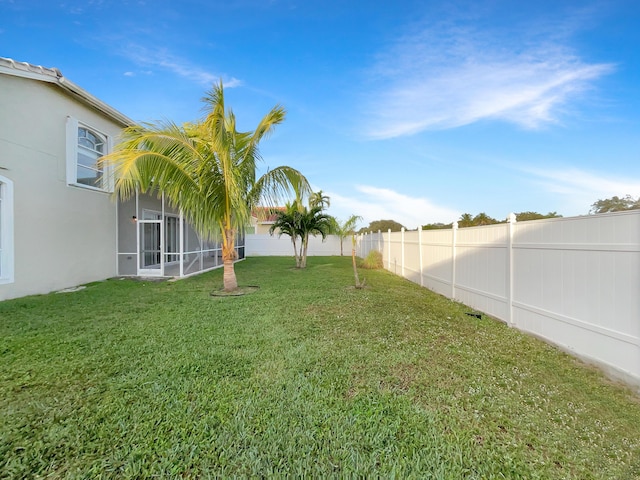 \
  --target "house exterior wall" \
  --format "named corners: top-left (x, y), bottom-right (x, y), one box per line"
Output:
top-left (117, 197), bottom-right (138, 276)
top-left (0, 74), bottom-right (122, 300)
top-left (254, 223), bottom-right (276, 235)
top-left (248, 216), bottom-right (277, 235)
